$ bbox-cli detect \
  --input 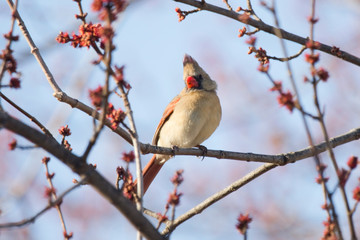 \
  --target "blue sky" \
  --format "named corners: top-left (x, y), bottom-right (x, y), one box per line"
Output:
top-left (1, 0), bottom-right (360, 239)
